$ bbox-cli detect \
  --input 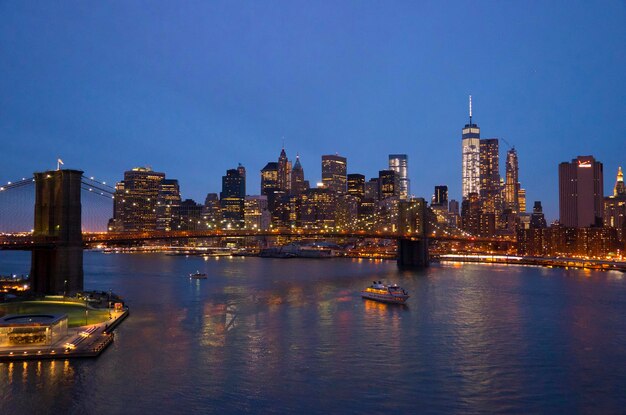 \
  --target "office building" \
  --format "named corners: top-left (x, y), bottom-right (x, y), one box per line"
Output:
top-left (389, 154), bottom-right (410, 200)
top-left (278, 148), bottom-right (291, 193)
top-left (156, 179), bottom-right (181, 231)
top-left (110, 167), bottom-right (166, 232)
top-left (261, 162), bottom-right (279, 196)
top-left (291, 155), bottom-right (308, 195)
top-left (433, 185), bottom-right (448, 207)
top-left (220, 167), bottom-right (246, 228)
top-left (504, 148), bottom-right (520, 213)
top-left (347, 174), bottom-right (365, 200)
top-left (462, 96), bottom-right (480, 198)
top-left (322, 154), bottom-right (347, 194)
top-left (378, 170), bottom-right (399, 200)
top-left (559, 156), bottom-right (604, 227)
